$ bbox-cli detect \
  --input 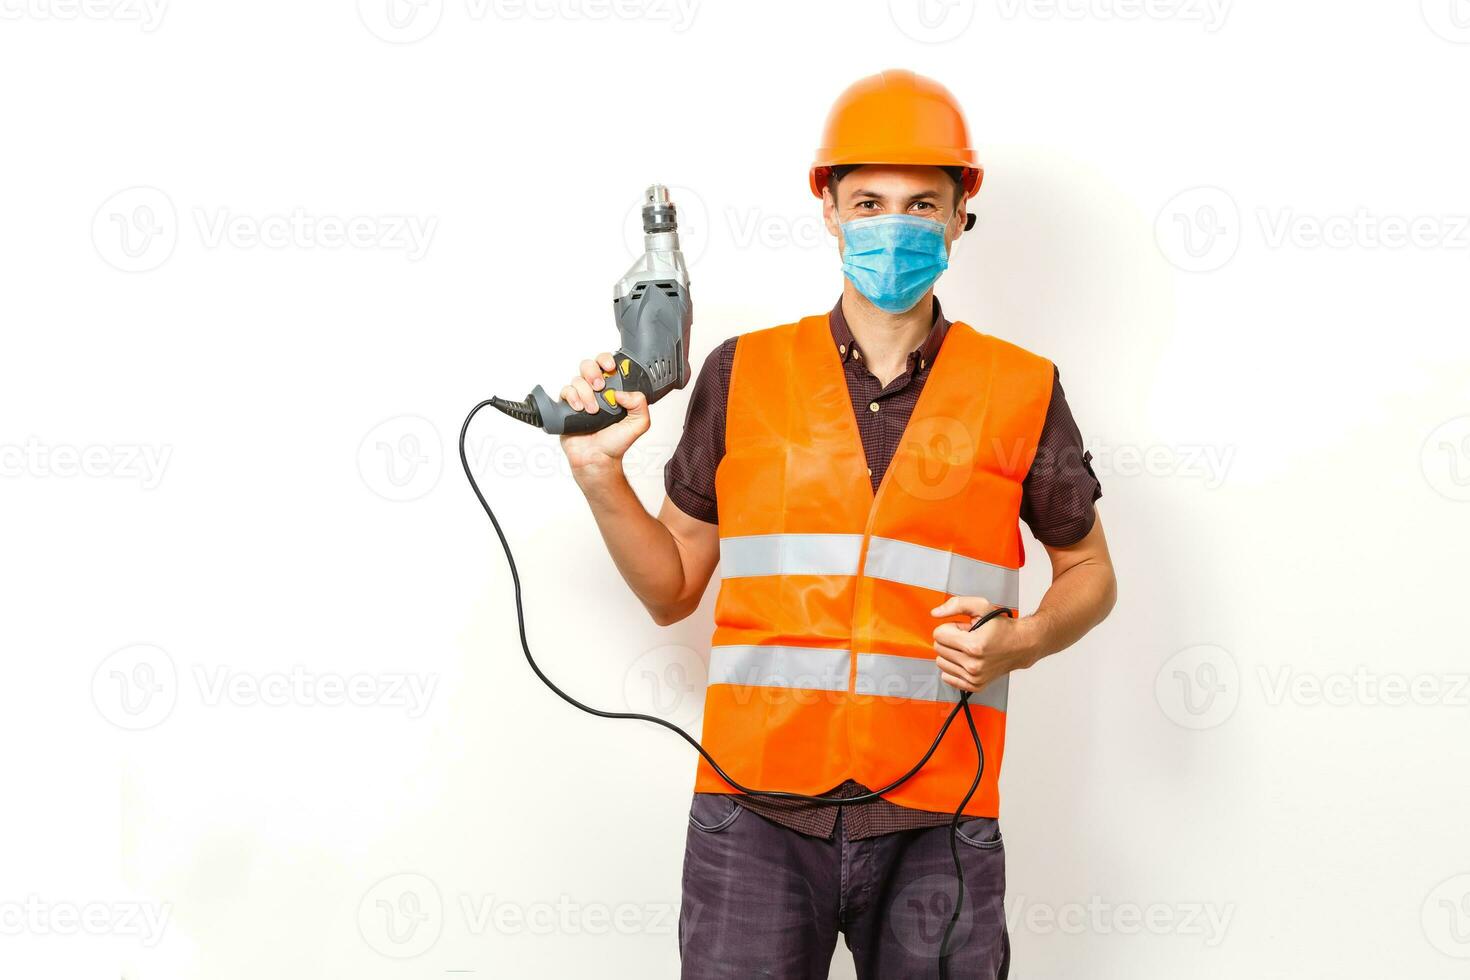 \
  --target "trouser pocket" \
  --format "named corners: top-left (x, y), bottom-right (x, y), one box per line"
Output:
top-left (678, 792), bottom-right (840, 979)
top-left (687, 792), bottom-right (743, 834)
top-left (955, 815), bottom-right (1003, 850)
